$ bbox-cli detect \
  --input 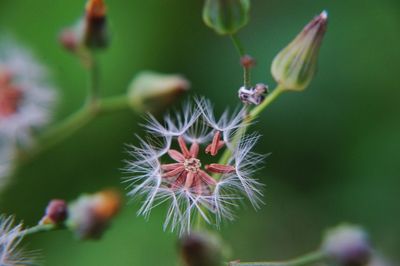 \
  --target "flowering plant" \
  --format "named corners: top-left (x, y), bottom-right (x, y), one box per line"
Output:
top-left (0, 0), bottom-right (393, 266)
